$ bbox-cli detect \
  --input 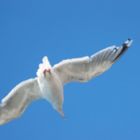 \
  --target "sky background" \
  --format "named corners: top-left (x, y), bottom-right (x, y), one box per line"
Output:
top-left (0, 0), bottom-right (140, 140)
